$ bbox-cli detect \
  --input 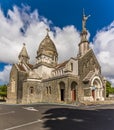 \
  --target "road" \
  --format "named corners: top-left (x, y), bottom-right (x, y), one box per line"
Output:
top-left (0, 103), bottom-right (114, 130)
